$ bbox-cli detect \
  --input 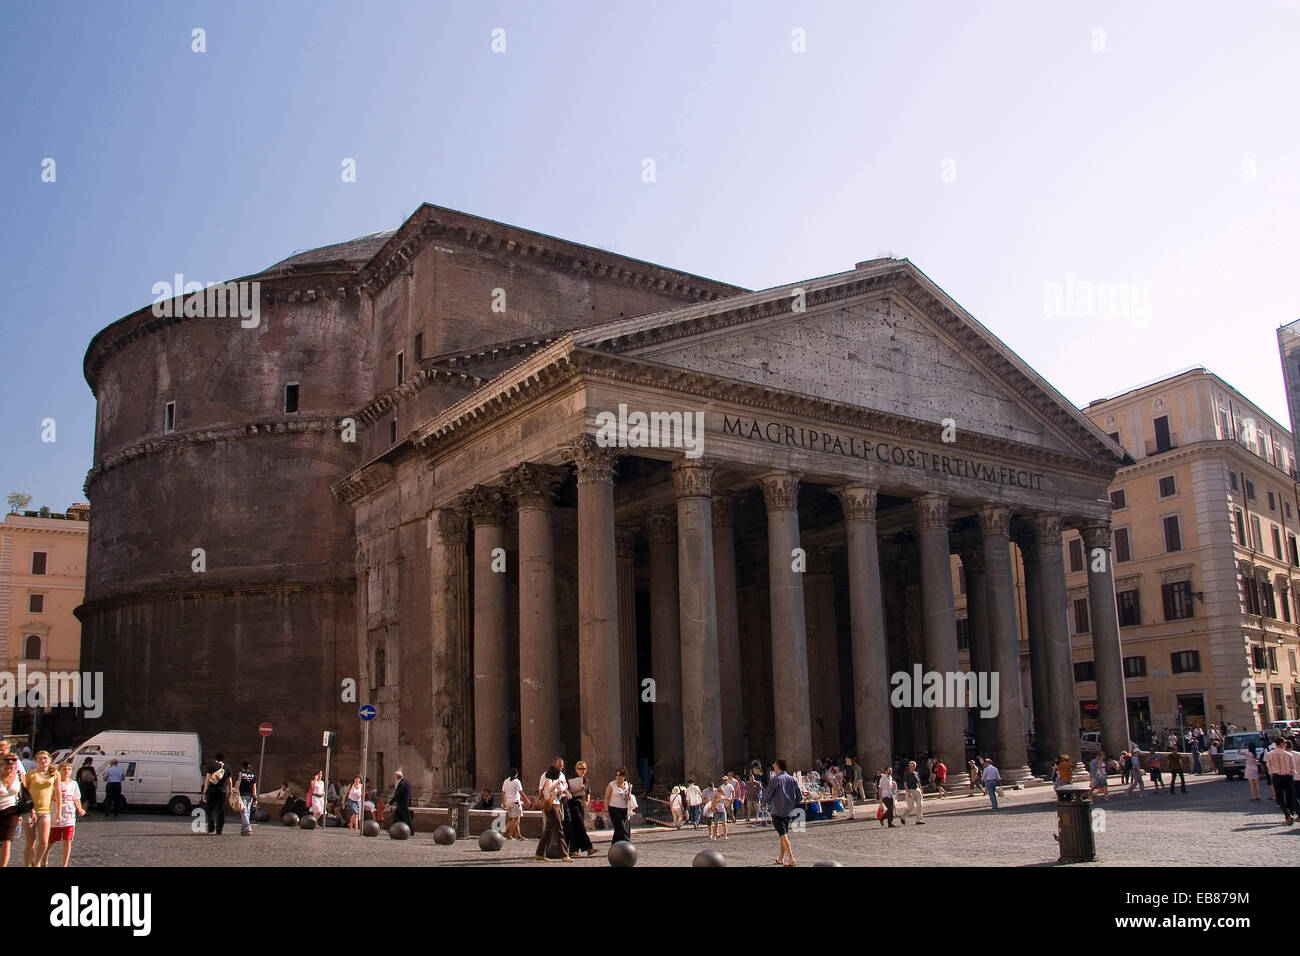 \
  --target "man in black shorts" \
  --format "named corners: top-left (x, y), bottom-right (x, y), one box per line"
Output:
top-left (761, 759), bottom-right (803, 867)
